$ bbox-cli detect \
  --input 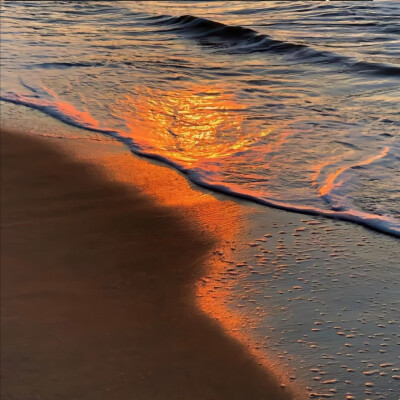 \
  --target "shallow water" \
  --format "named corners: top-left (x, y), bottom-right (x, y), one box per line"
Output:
top-left (197, 210), bottom-right (400, 399)
top-left (1, 0), bottom-right (399, 235)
